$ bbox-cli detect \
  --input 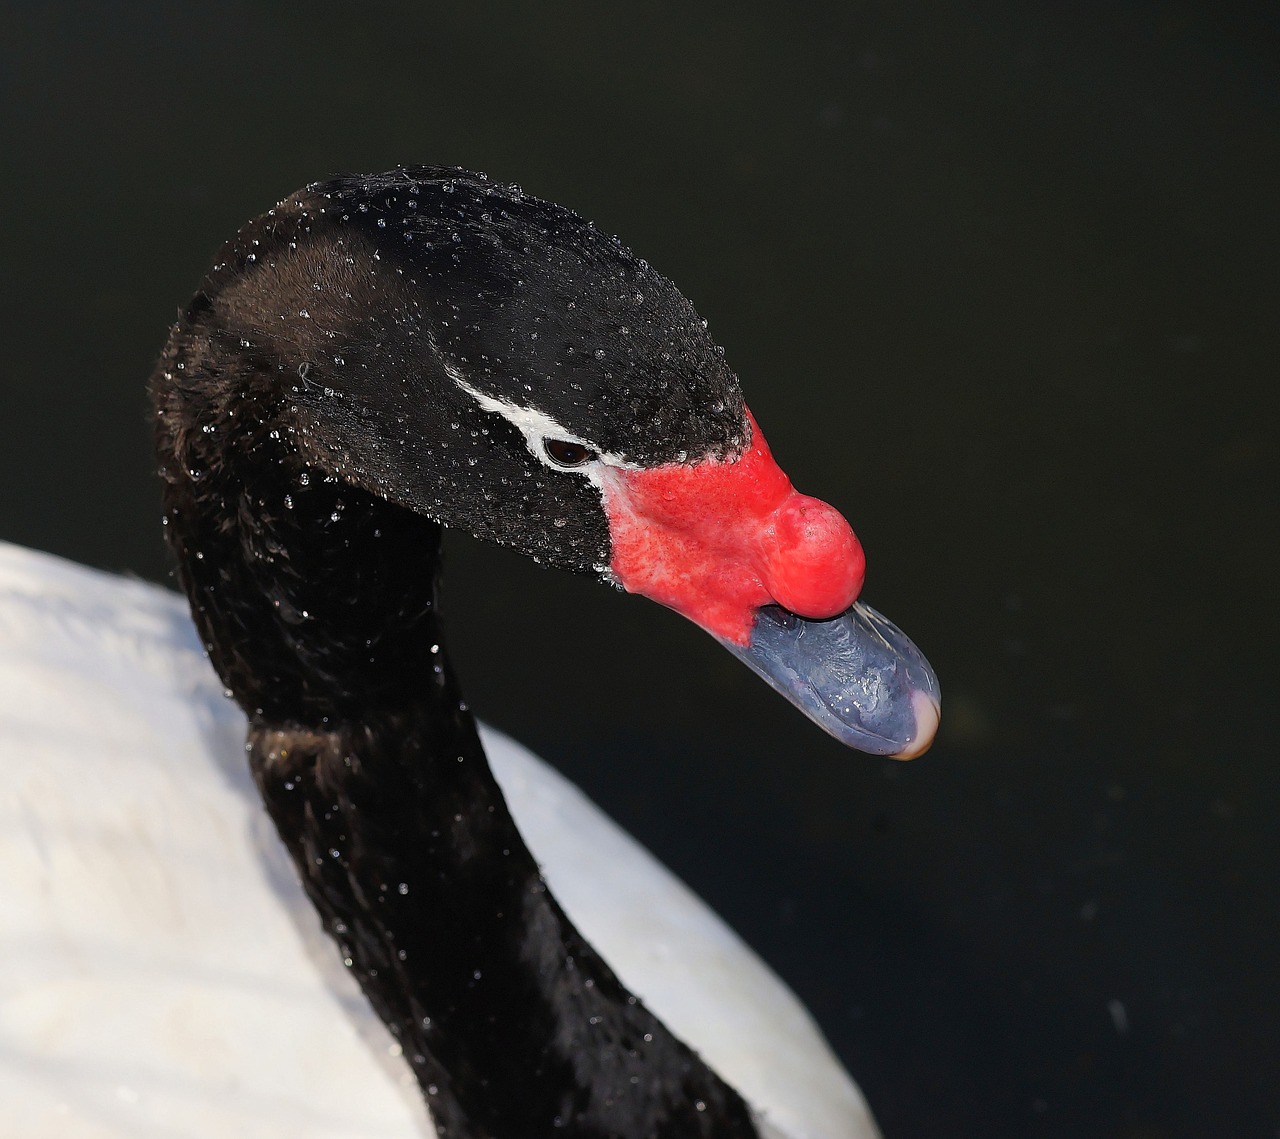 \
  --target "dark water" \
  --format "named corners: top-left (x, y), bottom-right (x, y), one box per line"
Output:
top-left (2, 3), bottom-right (1277, 1135)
